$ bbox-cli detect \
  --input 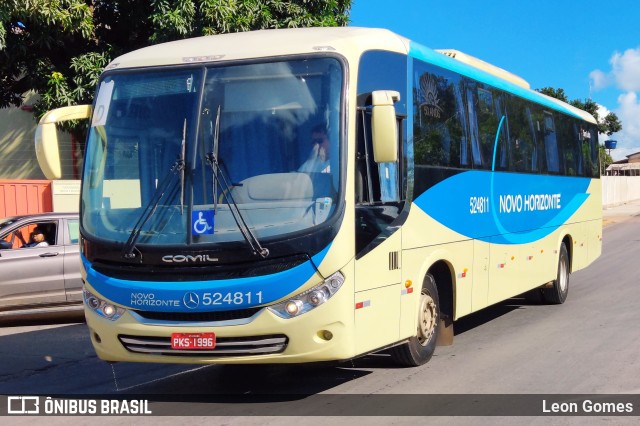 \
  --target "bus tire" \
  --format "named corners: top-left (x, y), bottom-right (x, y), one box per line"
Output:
top-left (542, 243), bottom-right (570, 304)
top-left (390, 274), bottom-right (440, 367)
